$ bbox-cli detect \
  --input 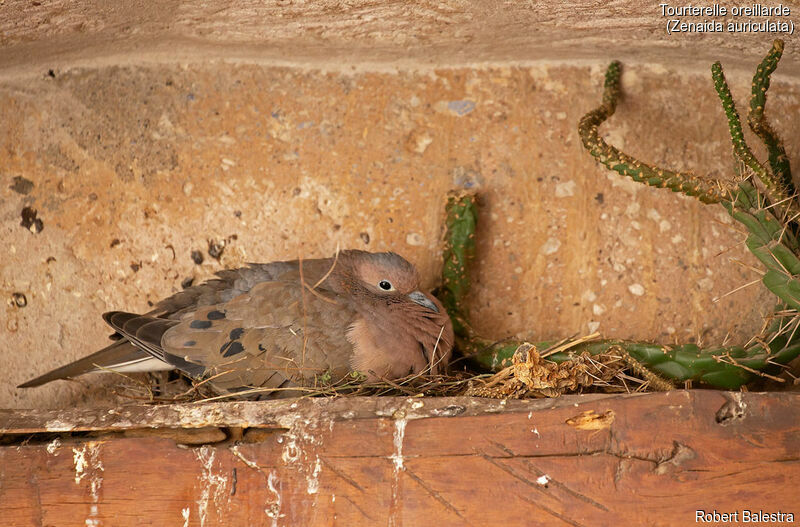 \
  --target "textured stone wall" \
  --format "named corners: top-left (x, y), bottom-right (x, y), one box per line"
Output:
top-left (2, 2), bottom-right (799, 409)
